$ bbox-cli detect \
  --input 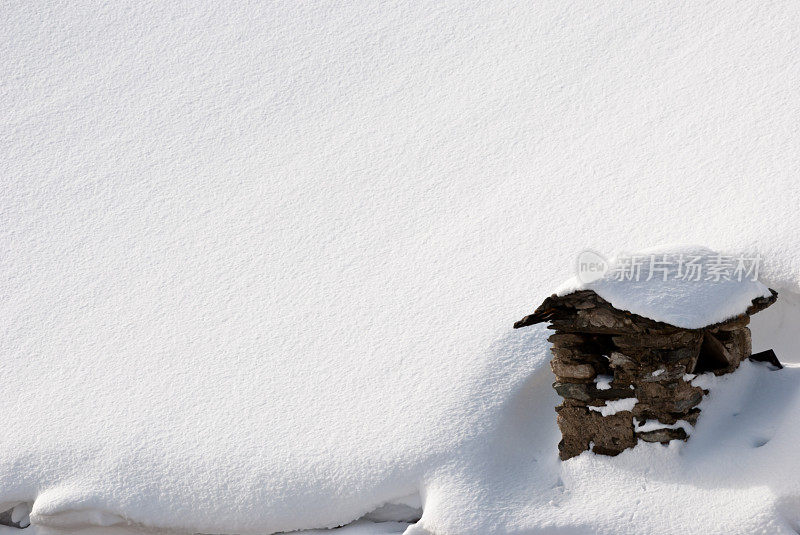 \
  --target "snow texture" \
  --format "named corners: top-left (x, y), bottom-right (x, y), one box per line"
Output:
top-left (594, 374), bottom-right (613, 390)
top-left (3, 1), bottom-right (800, 534)
top-left (590, 397), bottom-right (638, 417)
